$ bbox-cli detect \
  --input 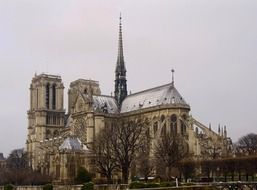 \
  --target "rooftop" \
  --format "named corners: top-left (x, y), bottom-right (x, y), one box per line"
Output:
top-left (120, 83), bottom-right (190, 113)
